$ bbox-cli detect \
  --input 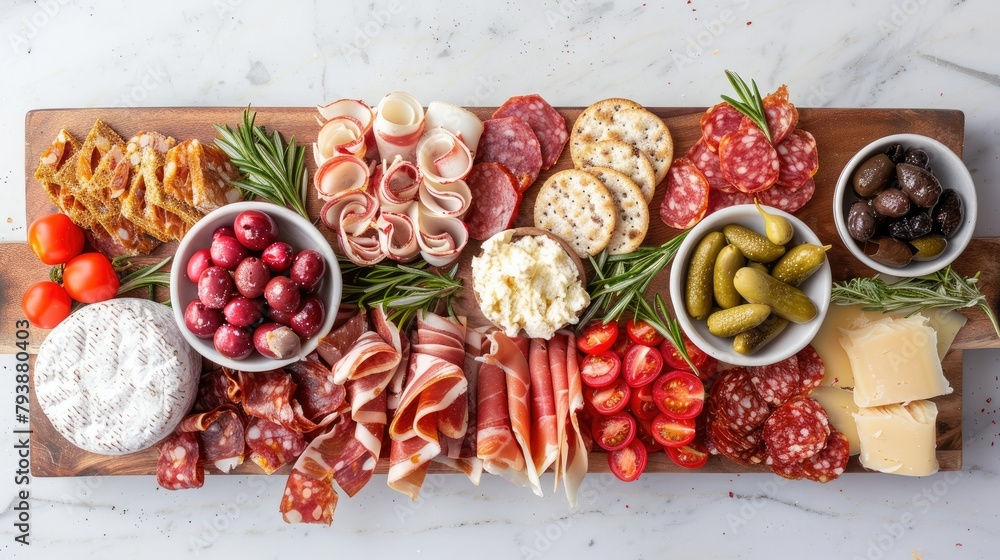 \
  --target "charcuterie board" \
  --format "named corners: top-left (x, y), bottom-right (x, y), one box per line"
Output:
top-left (11, 105), bottom-right (996, 477)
